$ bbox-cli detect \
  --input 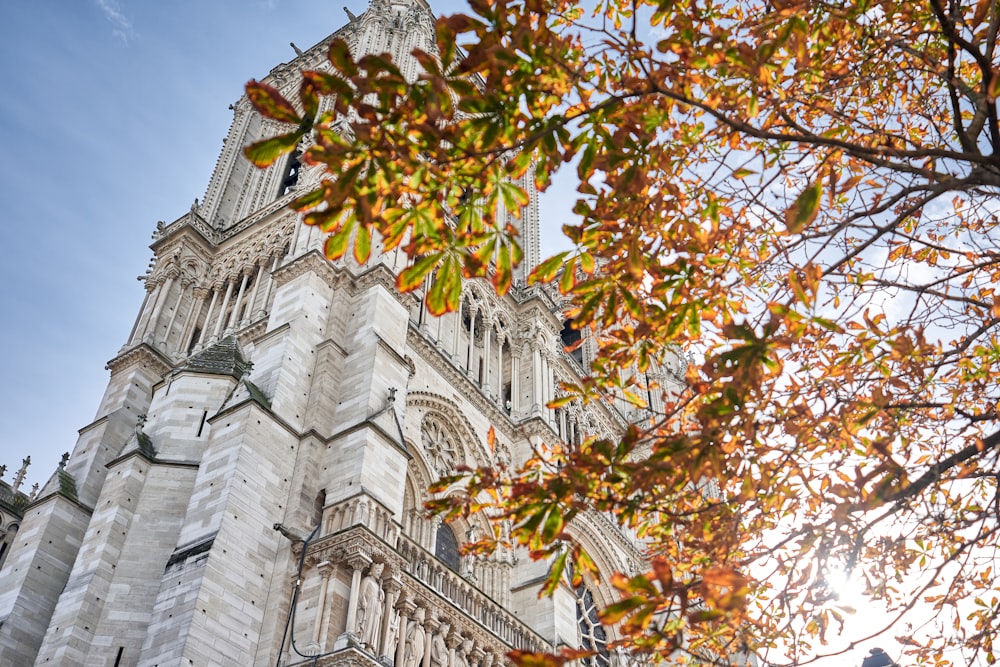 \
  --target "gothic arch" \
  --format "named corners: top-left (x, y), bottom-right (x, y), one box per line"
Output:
top-left (570, 513), bottom-right (634, 611)
top-left (406, 391), bottom-right (487, 469)
top-left (462, 282), bottom-right (493, 320)
top-left (401, 429), bottom-right (492, 560)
